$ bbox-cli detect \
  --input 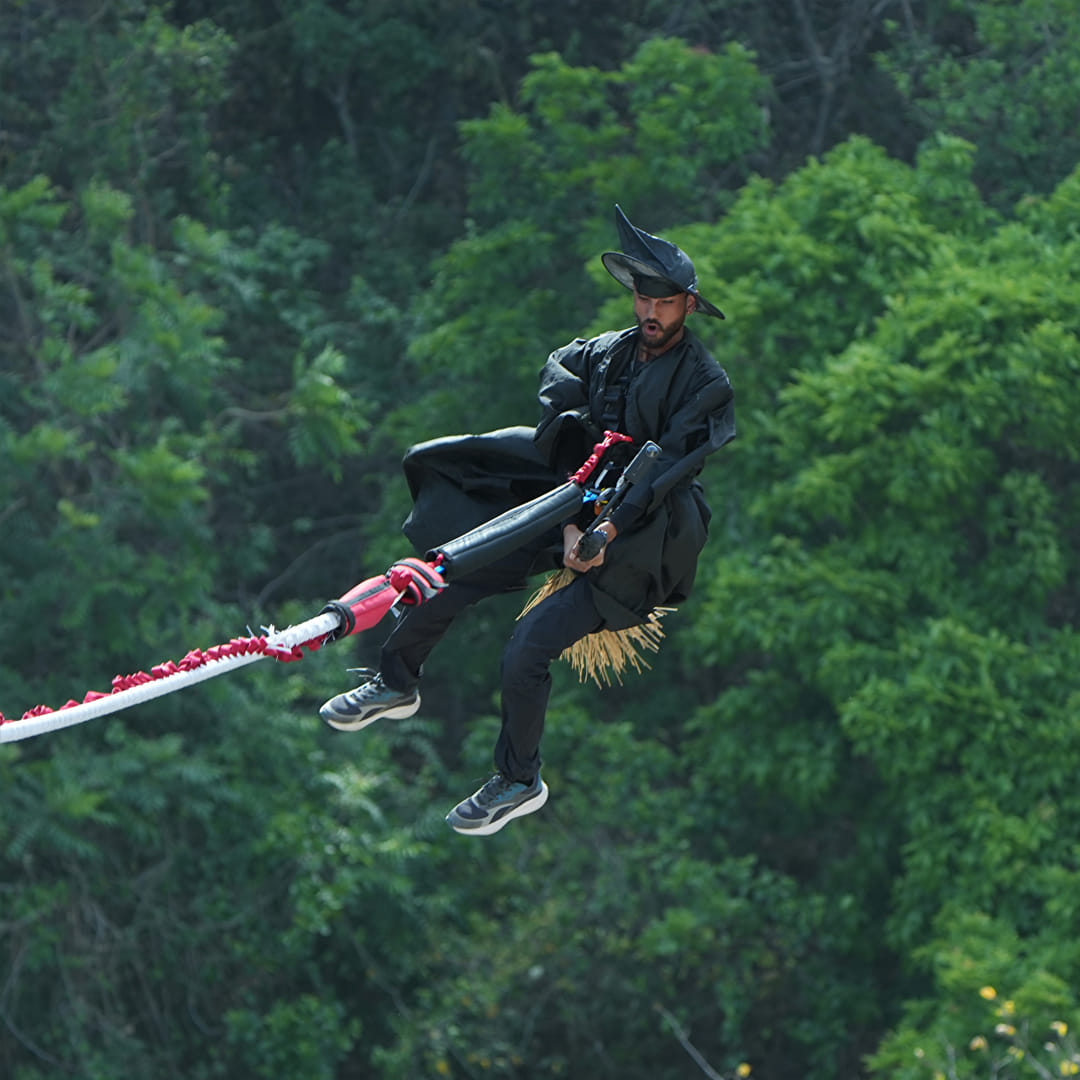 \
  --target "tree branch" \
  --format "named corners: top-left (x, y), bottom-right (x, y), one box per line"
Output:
top-left (654, 1002), bottom-right (727, 1080)
top-left (788, 0), bottom-right (836, 155)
